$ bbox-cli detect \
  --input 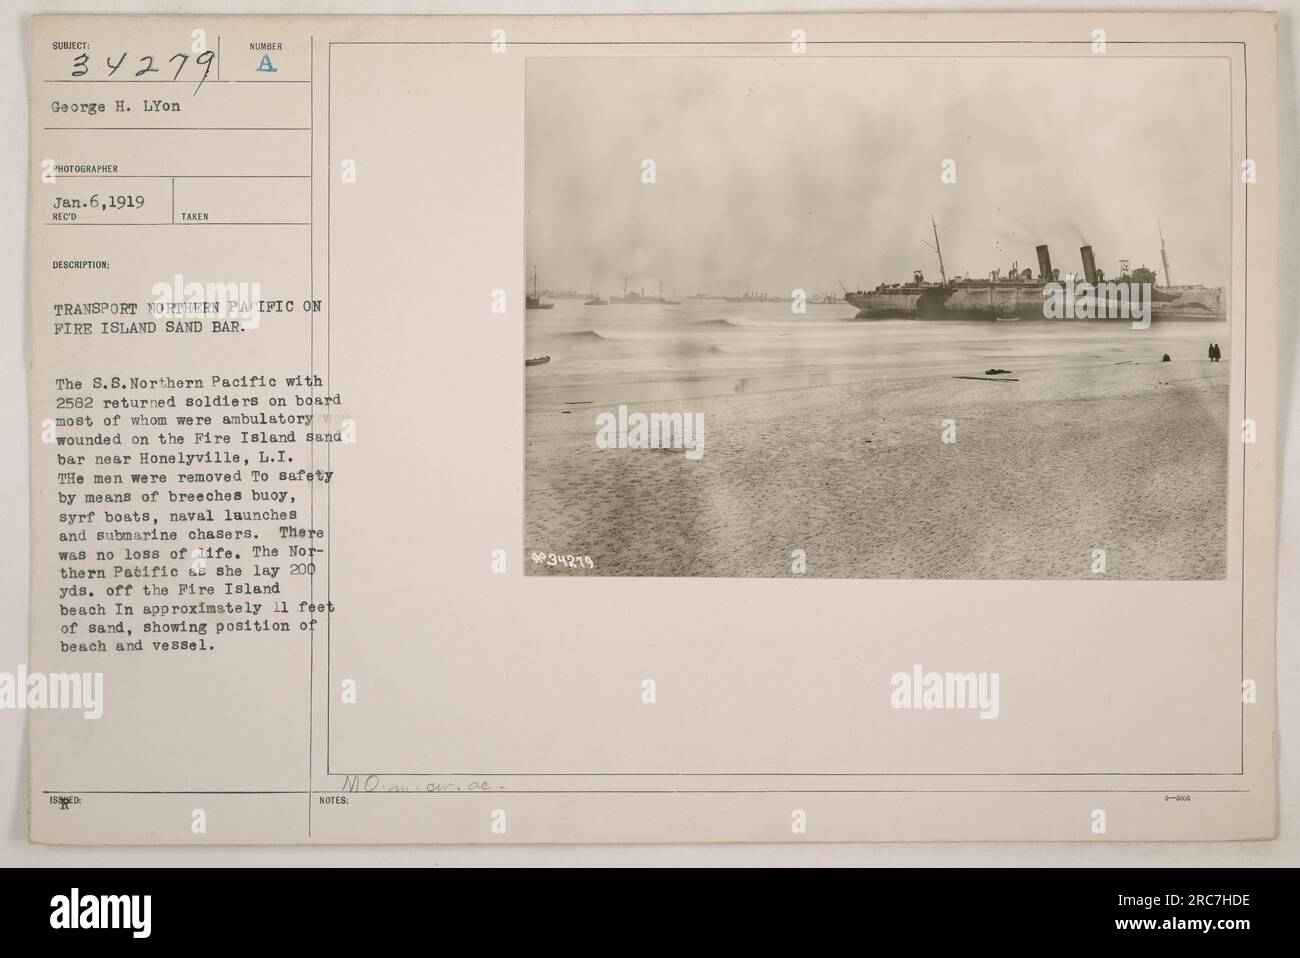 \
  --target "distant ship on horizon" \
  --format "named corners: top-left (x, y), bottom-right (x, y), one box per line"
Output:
top-left (723, 290), bottom-right (792, 304)
top-left (611, 278), bottom-right (679, 305)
